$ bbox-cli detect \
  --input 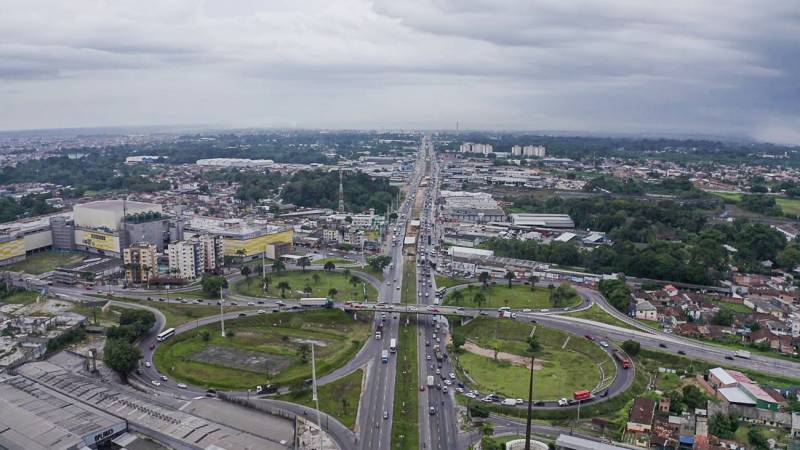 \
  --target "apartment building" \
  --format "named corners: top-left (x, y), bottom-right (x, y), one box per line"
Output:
top-left (167, 234), bottom-right (223, 280)
top-left (511, 145), bottom-right (546, 158)
top-left (122, 242), bottom-right (158, 284)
